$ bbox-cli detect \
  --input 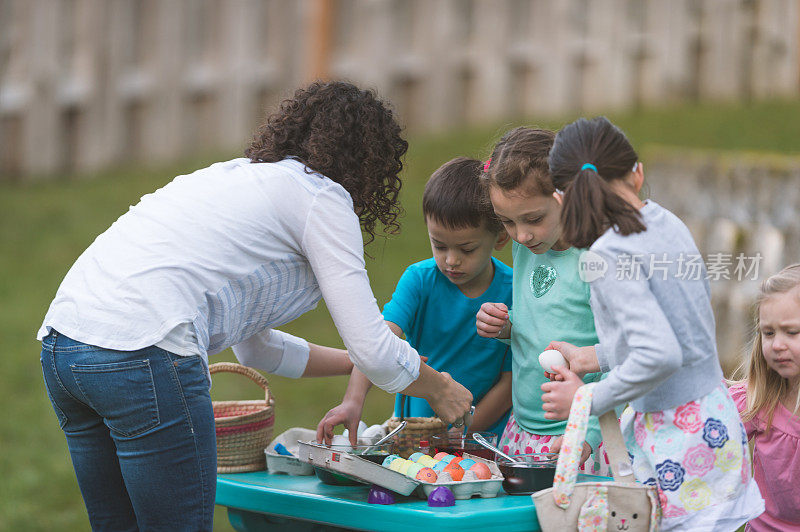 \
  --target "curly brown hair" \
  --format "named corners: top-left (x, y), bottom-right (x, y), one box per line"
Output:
top-left (245, 81), bottom-right (408, 245)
